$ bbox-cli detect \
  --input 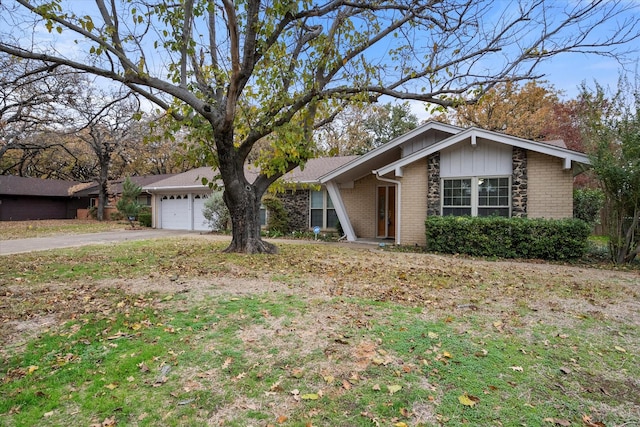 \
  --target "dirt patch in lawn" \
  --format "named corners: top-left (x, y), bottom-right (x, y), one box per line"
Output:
top-left (2, 249), bottom-right (638, 355)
